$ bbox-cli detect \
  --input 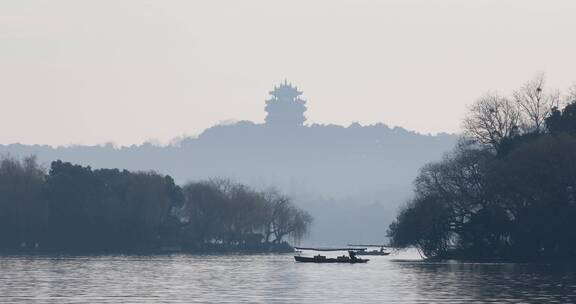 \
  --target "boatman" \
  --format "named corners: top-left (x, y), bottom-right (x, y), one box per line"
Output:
top-left (348, 250), bottom-right (358, 261)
